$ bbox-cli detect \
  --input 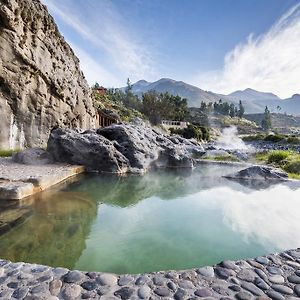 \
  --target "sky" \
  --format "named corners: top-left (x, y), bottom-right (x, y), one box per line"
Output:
top-left (42, 0), bottom-right (300, 98)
